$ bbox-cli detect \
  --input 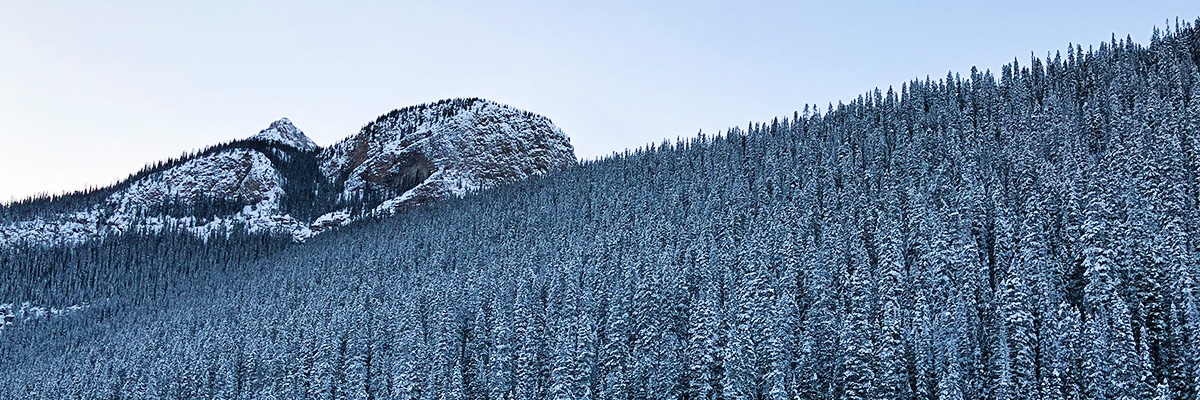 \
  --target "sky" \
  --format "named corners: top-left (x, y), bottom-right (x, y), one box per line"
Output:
top-left (1, 1), bottom-right (1197, 202)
